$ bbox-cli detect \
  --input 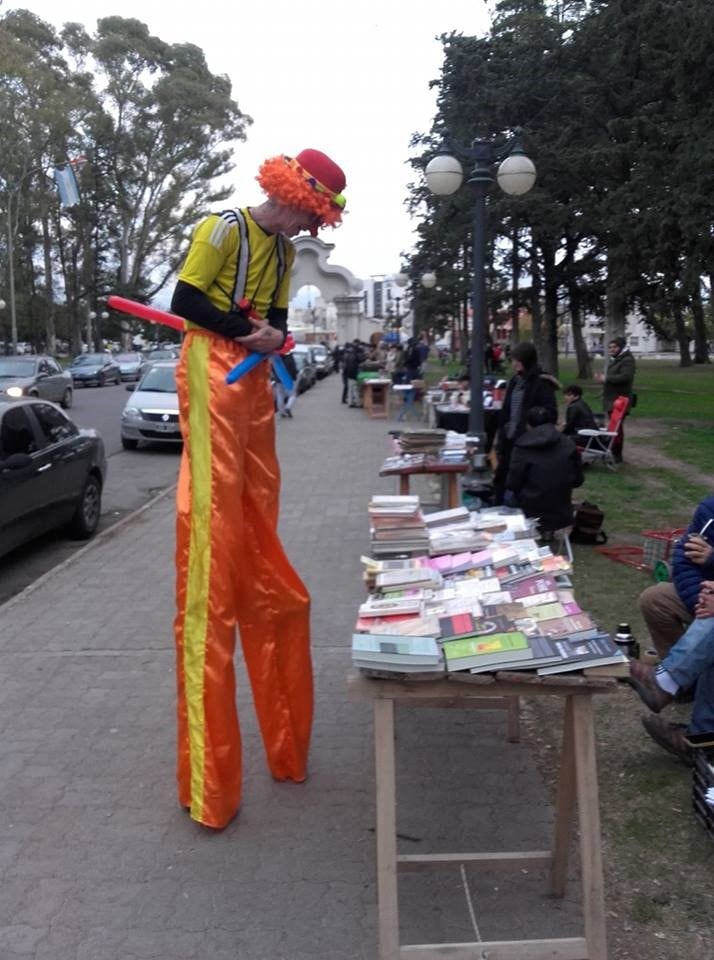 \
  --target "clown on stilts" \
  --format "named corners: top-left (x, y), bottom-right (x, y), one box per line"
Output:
top-left (169, 149), bottom-right (347, 829)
